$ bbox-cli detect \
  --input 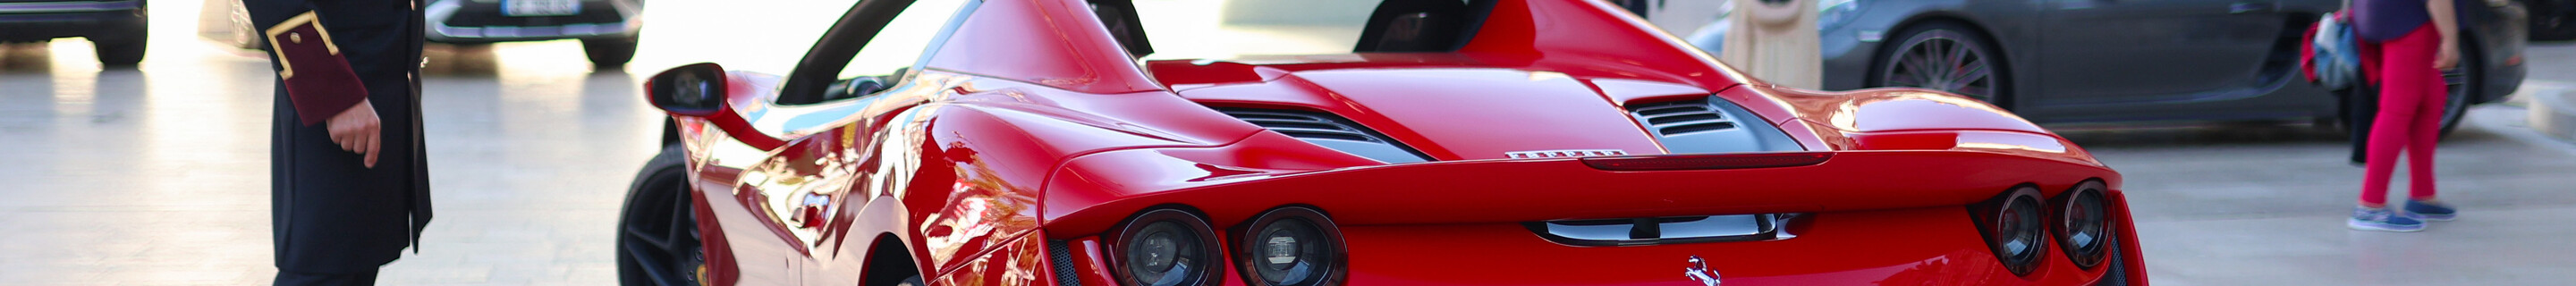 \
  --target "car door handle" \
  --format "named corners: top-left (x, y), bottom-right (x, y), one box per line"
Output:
top-left (2229, 2), bottom-right (2276, 13)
